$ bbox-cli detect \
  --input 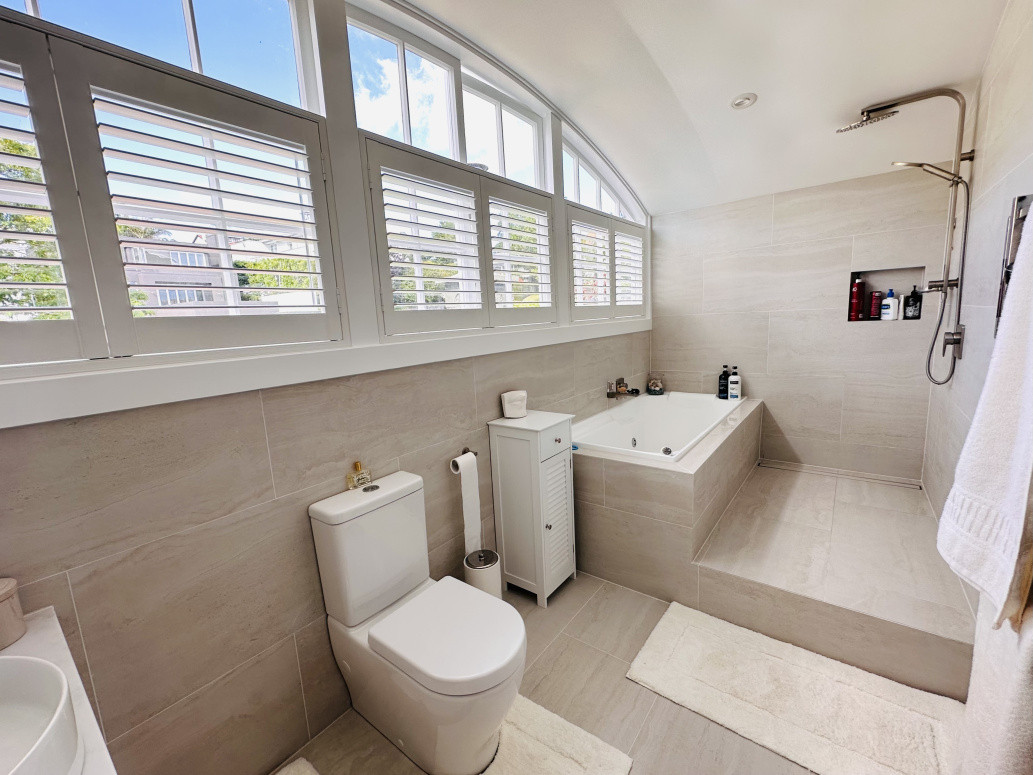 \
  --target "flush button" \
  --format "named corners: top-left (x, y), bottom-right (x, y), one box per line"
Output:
top-left (362, 484), bottom-right (380, 493)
